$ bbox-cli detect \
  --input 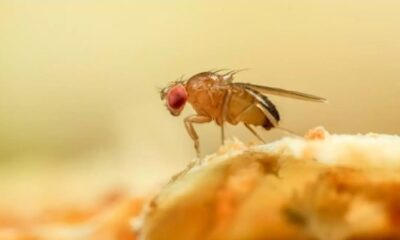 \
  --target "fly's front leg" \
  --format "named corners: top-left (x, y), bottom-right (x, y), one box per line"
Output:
top-left (184, 115), bottom-right (212, 157)
top-left (220, 88), bottom-right (232, 145)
